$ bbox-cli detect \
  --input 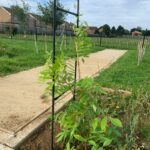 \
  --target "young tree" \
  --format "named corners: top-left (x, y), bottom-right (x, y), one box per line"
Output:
top-left (38, 0), bottom-right (67, 28)
top-left (116, 25), bottom-right (125, 36)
